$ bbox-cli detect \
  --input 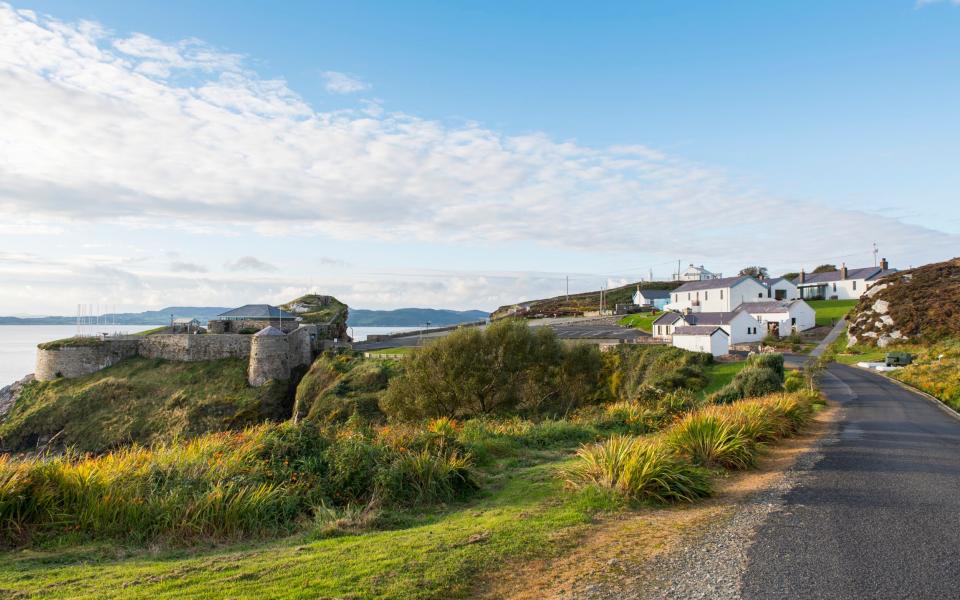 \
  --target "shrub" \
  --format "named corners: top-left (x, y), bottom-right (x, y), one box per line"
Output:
top-left (784, 370), bottom-right (805, 392)
top-left (735, 367), bottom-right (784, 398)
top-left (746, 353), bottom-right (785, 381)
top-left (565, 436), bottom-right (711, 504)
top-left (667, 413), bottom-right (757, 470)
top-left (381, 320), bottom-right (606, 420)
